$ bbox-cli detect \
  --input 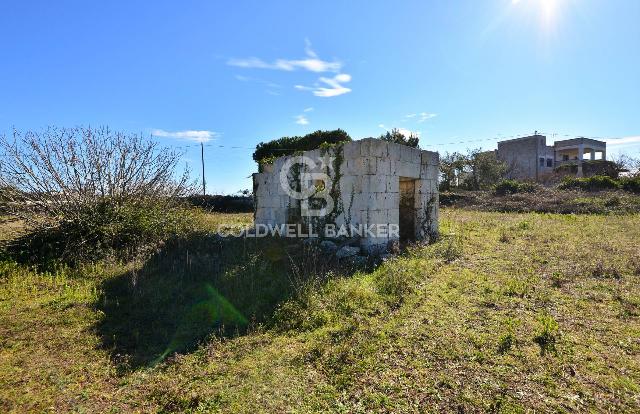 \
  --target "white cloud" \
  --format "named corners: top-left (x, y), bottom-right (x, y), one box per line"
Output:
top-left (152, 129), bottom-right (218, 143)
top-left (297, 73), bottom-right (352, 98)
top-left (417, 112), bottom-right (437, 123)
top-left (402, 112), bottom-right (436, 123)
top-left (606, 136), bottom-right (640, 146)
top-left (227, 41), bottom-right (342, 73)
top-left (231, 40), bottom-right (352, 98)
top-left (295, 115), bottom-right (309, 125)
top-left (304, 107), bottom-right (314, 112)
